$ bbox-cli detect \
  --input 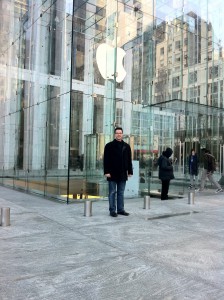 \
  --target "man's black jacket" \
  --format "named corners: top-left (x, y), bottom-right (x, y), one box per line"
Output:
top-left (103, 139), bottom-right (133, 181)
